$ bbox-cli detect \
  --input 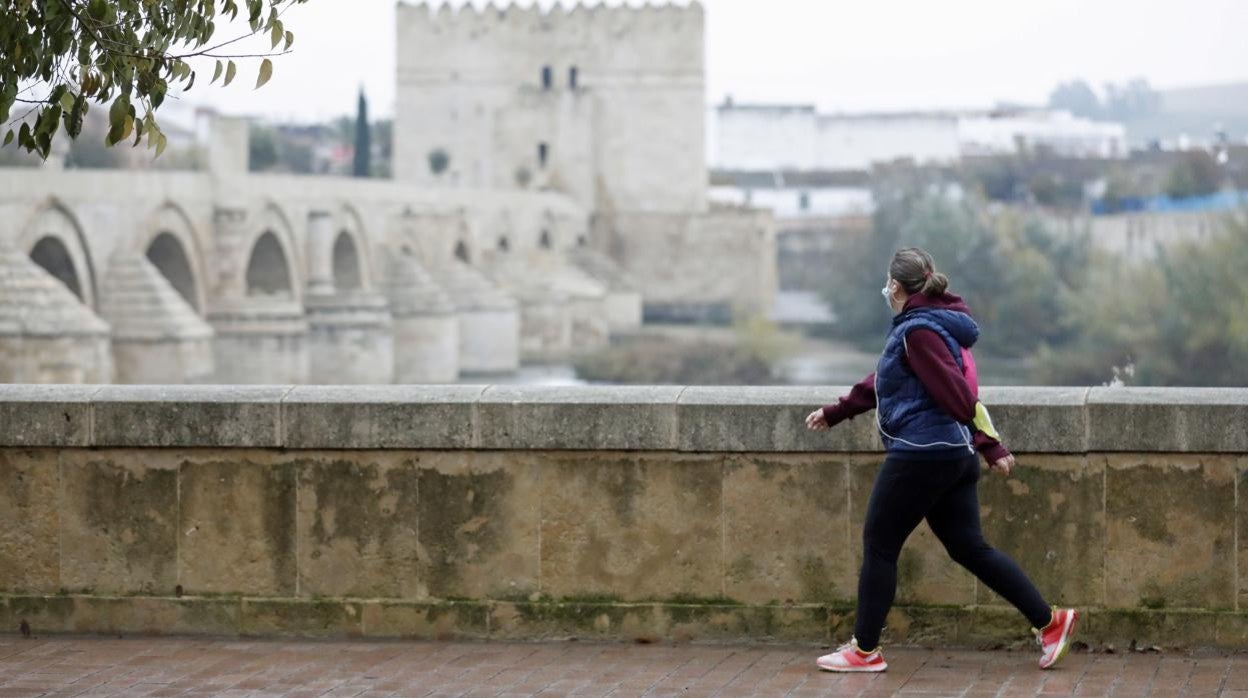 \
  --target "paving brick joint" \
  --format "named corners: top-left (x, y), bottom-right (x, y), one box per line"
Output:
top-left (1, 635), bottom-right (1246, 697)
